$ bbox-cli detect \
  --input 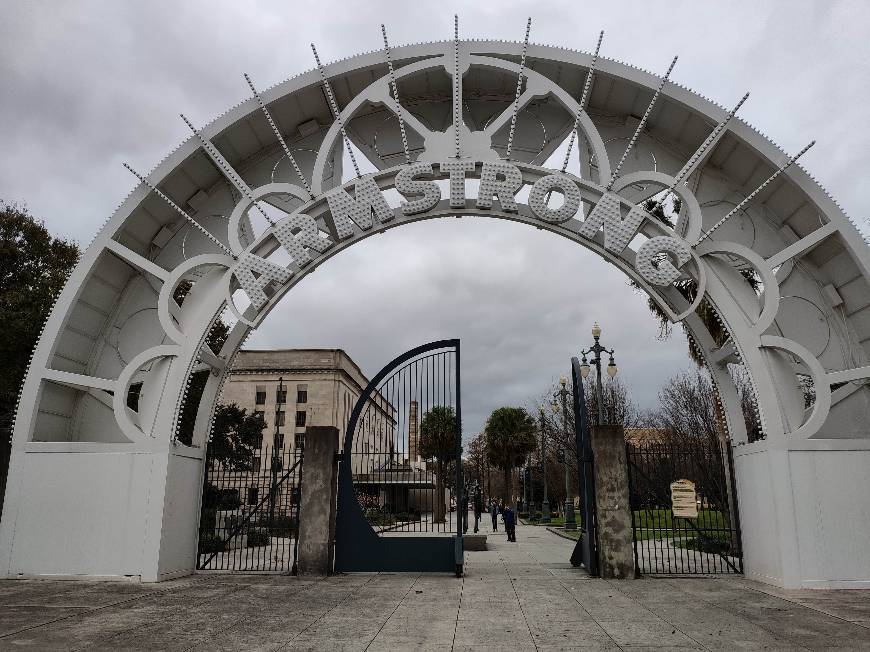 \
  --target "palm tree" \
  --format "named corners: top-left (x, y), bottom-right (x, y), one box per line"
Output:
top-left (484, 407), bottom-right (538, 505)
top-left (419, 405), bottom-right (458, 523)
